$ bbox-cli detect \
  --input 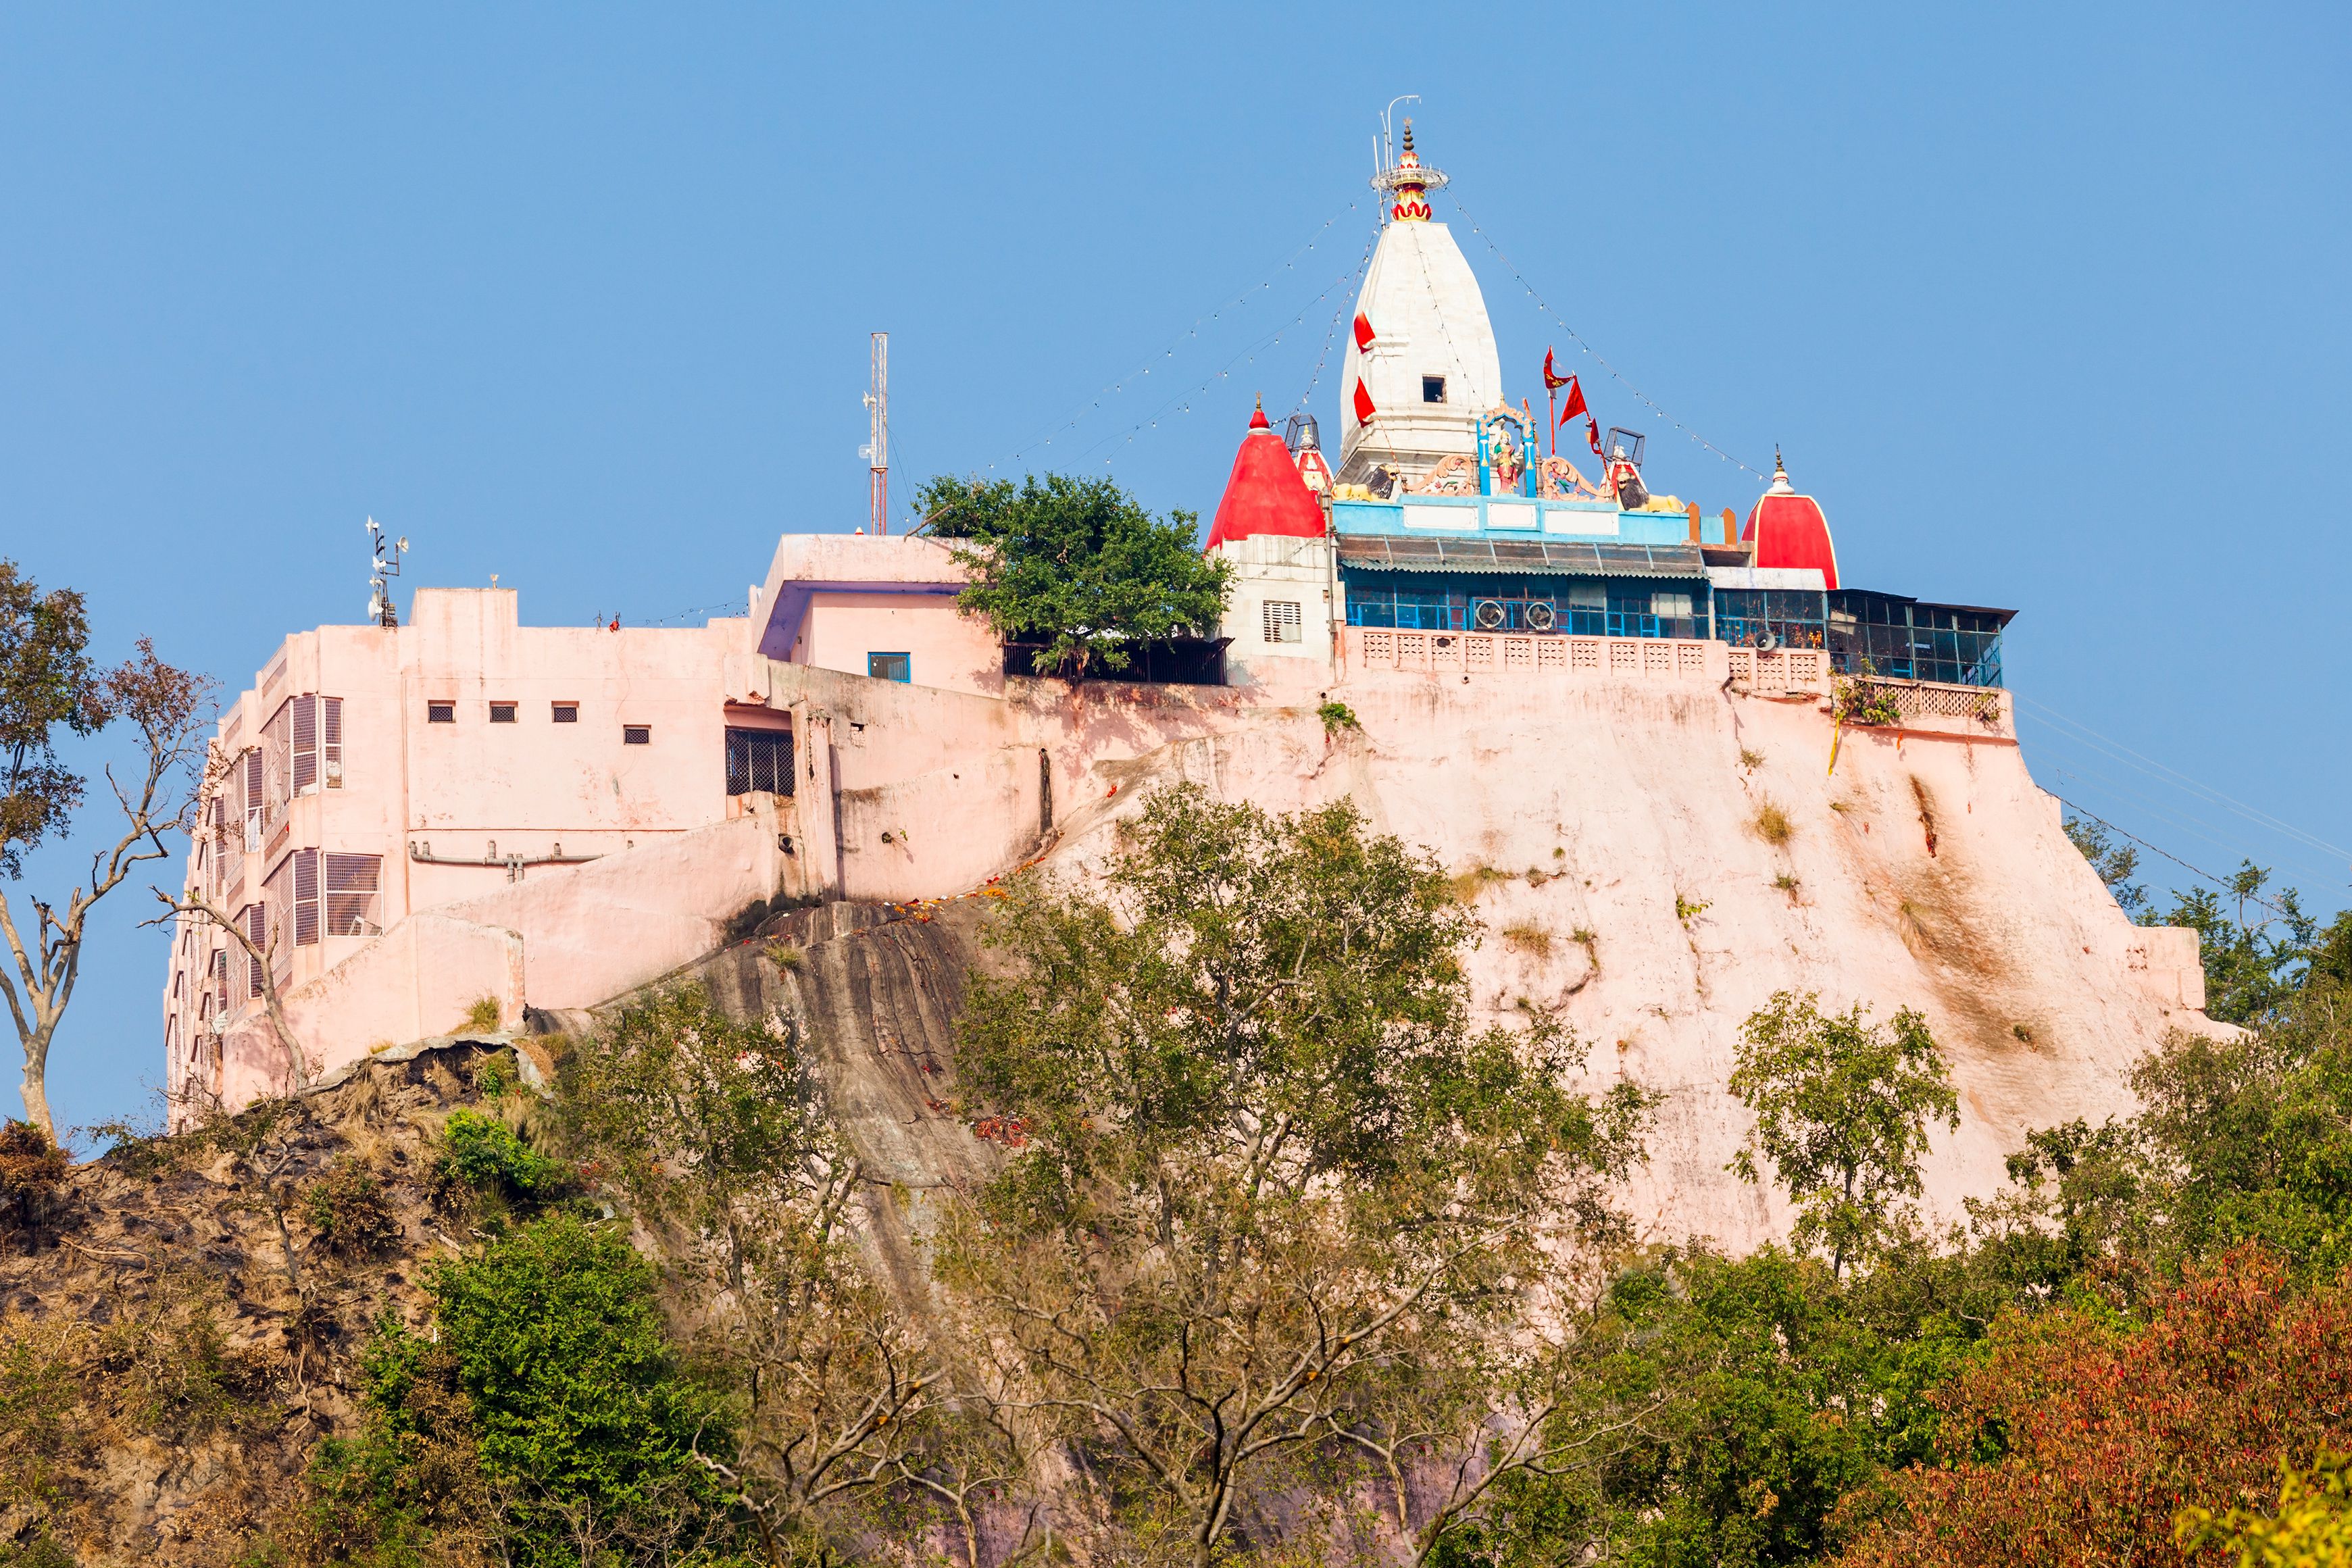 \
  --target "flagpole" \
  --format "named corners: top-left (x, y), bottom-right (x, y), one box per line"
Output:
top-left (1547, 386), bottom-right (1557, 458)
